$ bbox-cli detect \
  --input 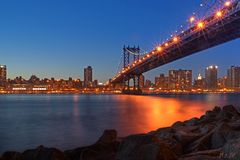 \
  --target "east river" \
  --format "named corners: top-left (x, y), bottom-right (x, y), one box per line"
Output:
top-left (0, 94), bottom-right (239, 153)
